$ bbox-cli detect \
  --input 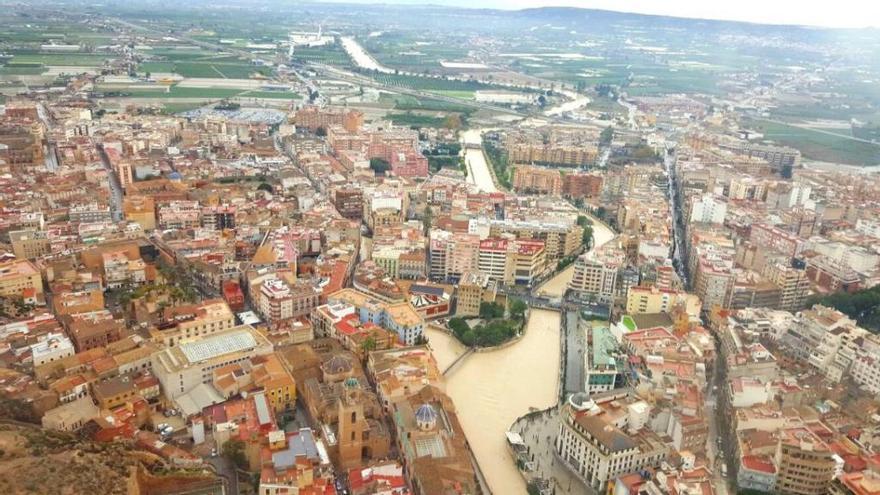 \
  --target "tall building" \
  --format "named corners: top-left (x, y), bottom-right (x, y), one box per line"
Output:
top-left (689, 193), bottom-right (727, 224)
top-left (512, 165), bottom-right (563, 195)
top-left (556, 391), bottom-right (667, 492)
top-left (569, 241), bottom-right (624, 302)
top-left (774, 428), bottom-right (837, 495)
